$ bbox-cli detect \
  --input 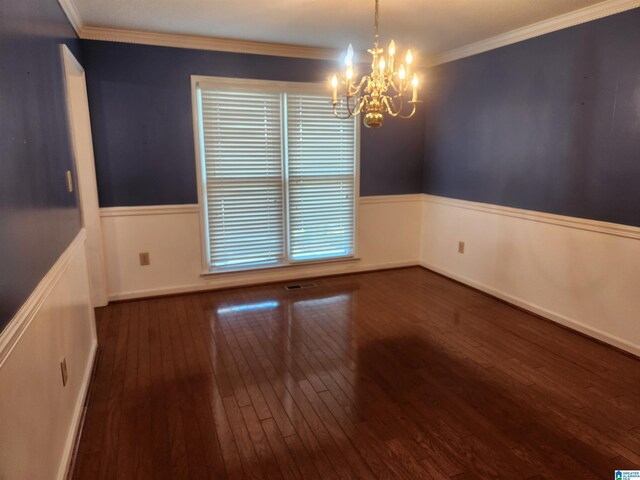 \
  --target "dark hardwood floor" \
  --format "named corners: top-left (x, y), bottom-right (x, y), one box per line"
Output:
top-left (72, 267), bottom-right (640, 479)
